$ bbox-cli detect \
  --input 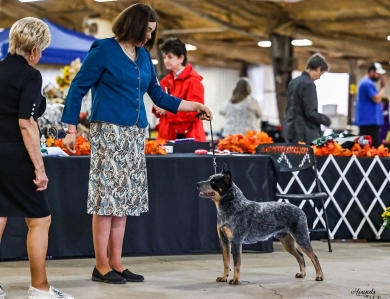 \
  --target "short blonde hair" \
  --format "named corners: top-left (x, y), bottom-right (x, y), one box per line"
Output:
top-left (8, 17), bottom-right (51, 57)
